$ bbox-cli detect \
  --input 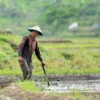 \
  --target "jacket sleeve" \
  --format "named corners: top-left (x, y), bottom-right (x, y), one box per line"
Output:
top-left (18, 36), bottom-right (27, 57)
top-left (35, 41), bottom-right (43, 62)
